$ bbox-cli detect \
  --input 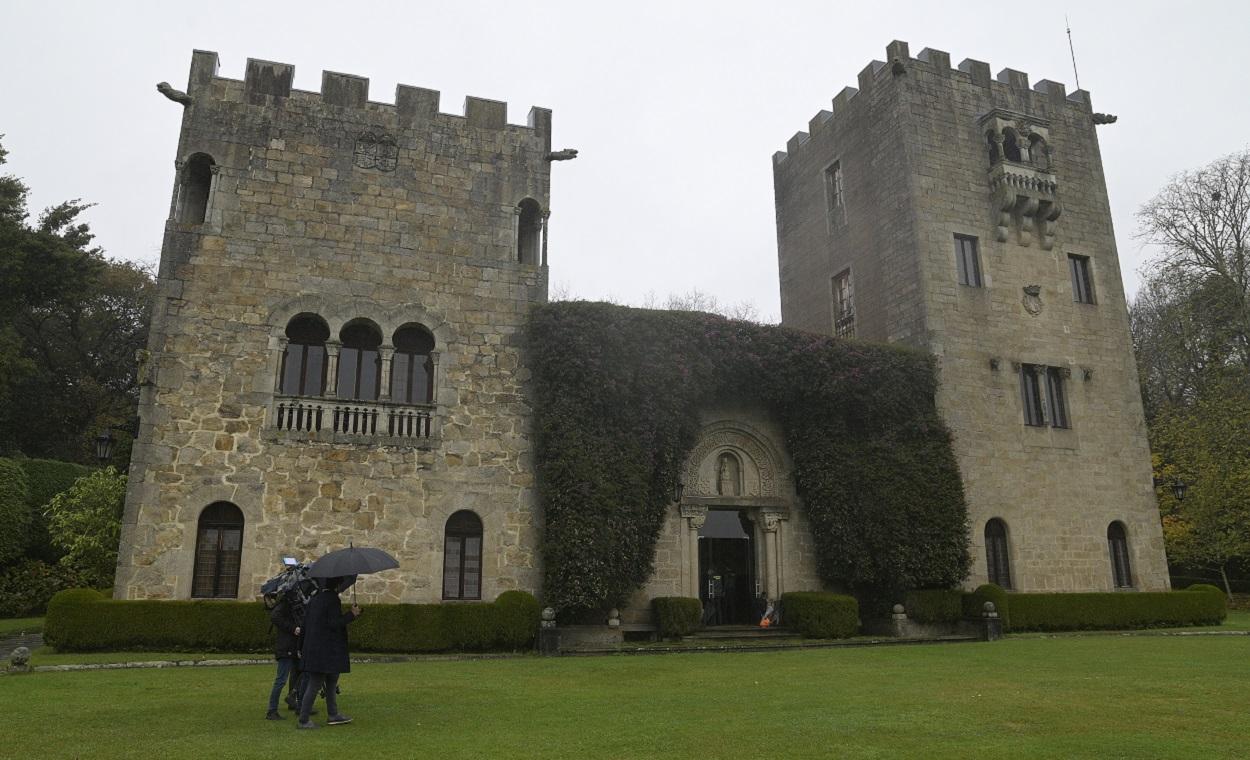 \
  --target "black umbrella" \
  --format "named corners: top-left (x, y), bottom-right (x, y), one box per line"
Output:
top-left (308, 544), bottom-right (400, 603)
